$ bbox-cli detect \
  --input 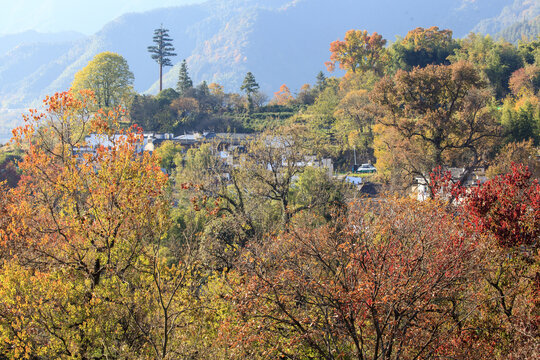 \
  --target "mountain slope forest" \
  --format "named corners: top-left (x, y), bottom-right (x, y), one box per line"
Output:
top-left (0, 0), bottom-right (522, 111)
